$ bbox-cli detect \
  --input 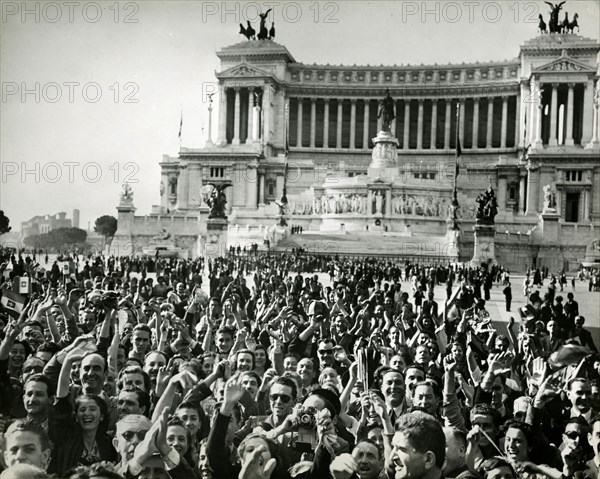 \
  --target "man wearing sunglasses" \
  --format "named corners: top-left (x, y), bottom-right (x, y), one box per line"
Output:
top-left (113, 414), bottom-right (152, 470)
